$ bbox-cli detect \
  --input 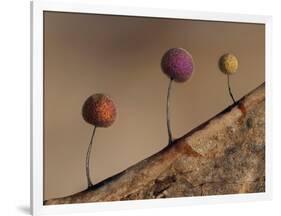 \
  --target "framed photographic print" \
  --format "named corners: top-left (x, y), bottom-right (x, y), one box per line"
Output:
top-left (31, 0), bottom-right (272, 215)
